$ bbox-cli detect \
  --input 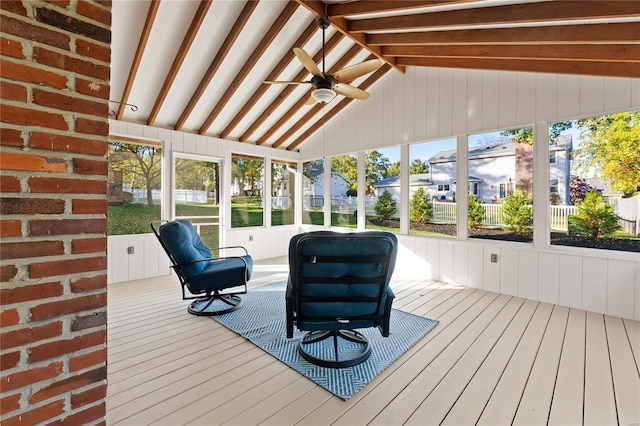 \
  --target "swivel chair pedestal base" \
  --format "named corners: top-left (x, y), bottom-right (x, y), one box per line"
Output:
top-left (298, 330), bottom-right (372, 368)
top-left (187, 294), bottom-right (244, 316)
